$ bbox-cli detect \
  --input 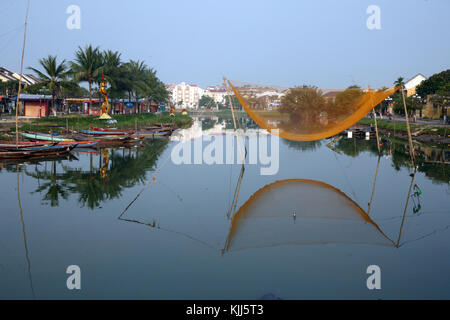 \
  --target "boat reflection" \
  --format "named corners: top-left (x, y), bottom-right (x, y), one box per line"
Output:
top-left (1, 139), bottom-right (169, 209)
